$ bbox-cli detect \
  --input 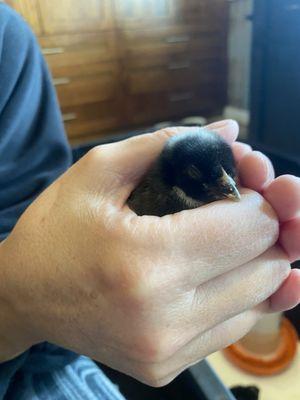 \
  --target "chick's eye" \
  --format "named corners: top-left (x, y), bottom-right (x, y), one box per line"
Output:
top-left (187, 165), bottom-right (203, 180)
